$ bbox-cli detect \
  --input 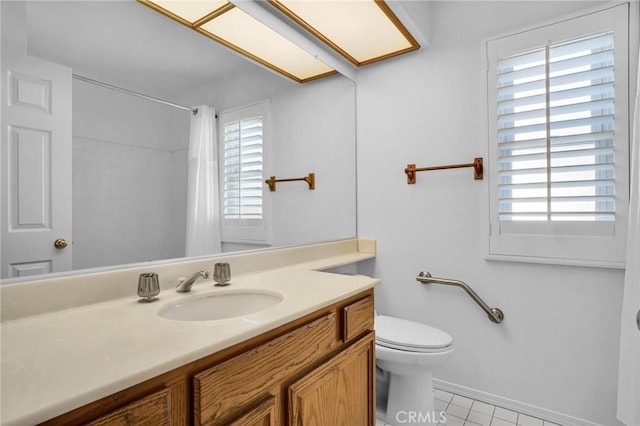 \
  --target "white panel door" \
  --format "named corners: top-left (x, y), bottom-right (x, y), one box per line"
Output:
top-left (1, 54), bottom-right (73, 279)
